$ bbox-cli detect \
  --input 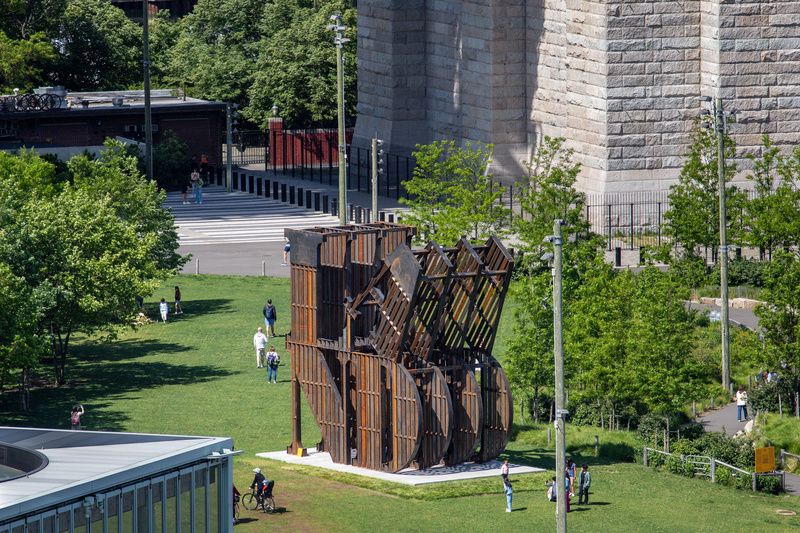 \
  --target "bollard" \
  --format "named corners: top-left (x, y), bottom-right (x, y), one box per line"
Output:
top-left (547, 427), bottom-right (551, 447)
top-left (314, 192), bottom-right (321, 211)
top-left (262, 260), bottom-right (266, 277)
top-left (195, 258), bottom-right (199, 275)
top-left (280, 183), bottom-right (287, 202)
top-left (232, 171), bottom-right (238, 190)
top-left (306, 190), bottom-right (312, 209)
top-left (297, 187), bottom-right (304, 207)
top-left (289, 186), bottom-right (295, 204)
top-left (322, 195), bottom-right (329, 214)
top-left (257, 177), bottom-right (263, 196)
top-left (614, 246), bottom-right (622, 267)
top-left (331, 199), bottom-right (337, 217)
top-left (710, 458), bottom-right (716, 483)
top-left (273, 181), bottom-right (279, 200)
top-left (248, 175), bottom-right (255, 194)
top-left (643, 447), bottom-right (648, 467)
top-left (710, 397), bottom-right (714, 409)
top-left (264, 179), bottom-right (270, 197)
